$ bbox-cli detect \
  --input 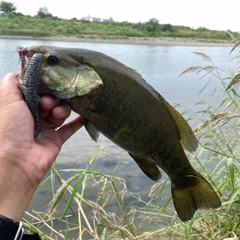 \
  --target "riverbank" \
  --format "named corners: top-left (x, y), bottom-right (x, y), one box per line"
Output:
top-left (0, 35), bottom-right (233, 47)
